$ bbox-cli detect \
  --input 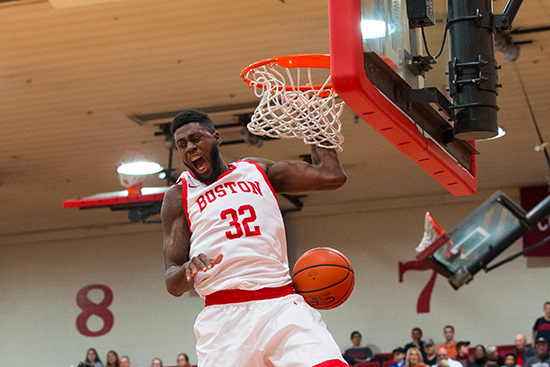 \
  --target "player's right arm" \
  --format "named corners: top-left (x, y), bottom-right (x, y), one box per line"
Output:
top-left (161, 185), bottom-right (222, 297)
